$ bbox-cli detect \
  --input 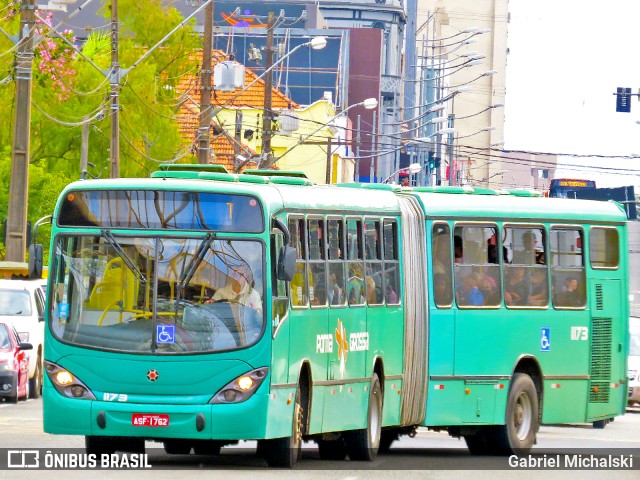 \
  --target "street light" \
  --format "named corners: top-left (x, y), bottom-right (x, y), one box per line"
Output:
top-left (270, 97), bottom-right (378, 167)
top-left (455, 126), bottom-right (495, 140)
top-left (382, 163), bottom-right (422, 184)
top-left (214, 35), bottom-right (328, 114)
